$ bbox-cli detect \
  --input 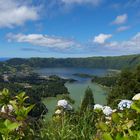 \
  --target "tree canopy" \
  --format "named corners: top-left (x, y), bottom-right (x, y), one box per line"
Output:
top-left (81, 87), bottom-right (95, 111)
